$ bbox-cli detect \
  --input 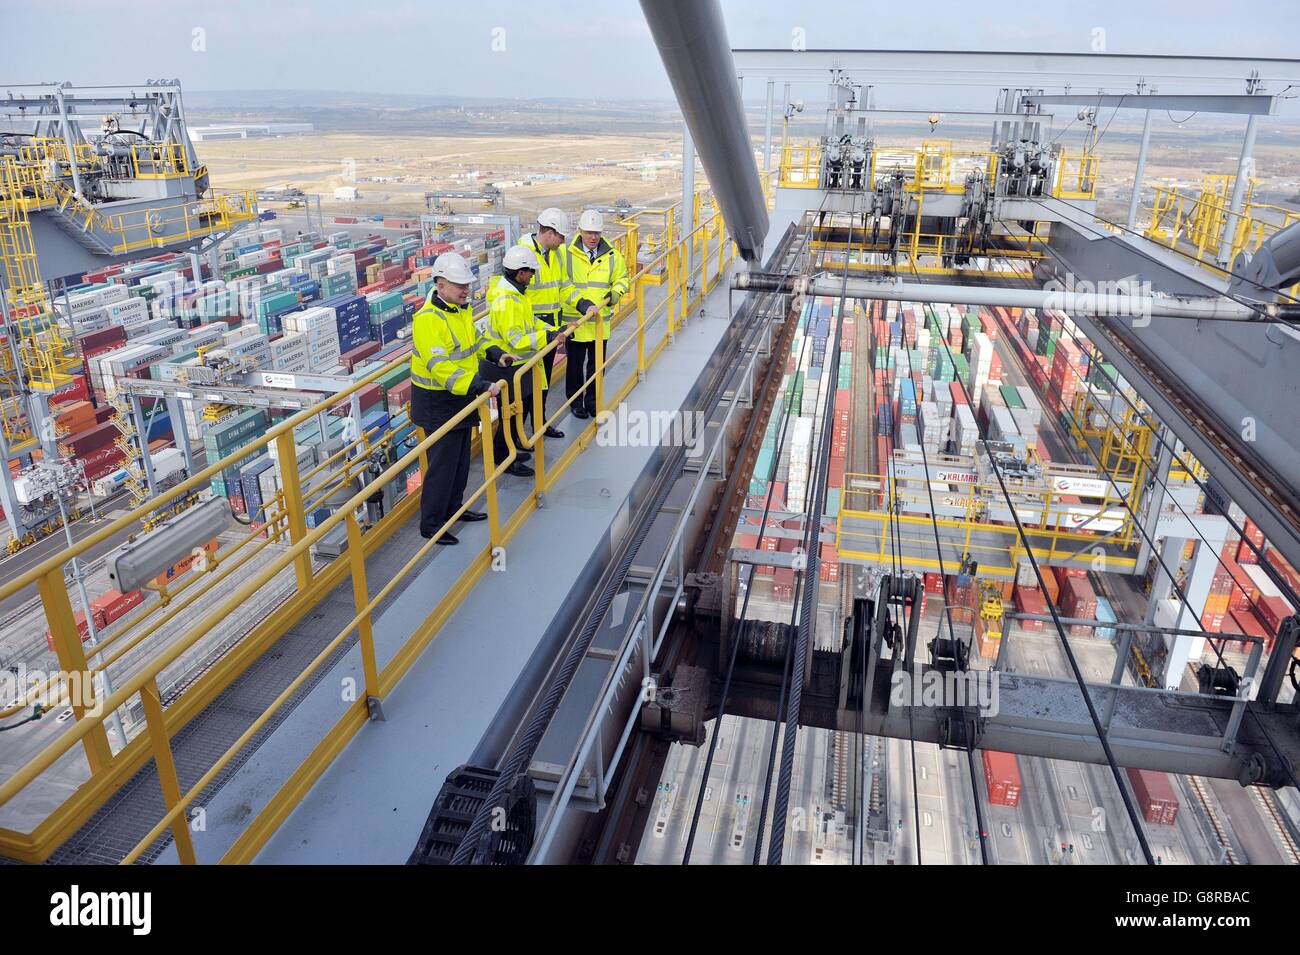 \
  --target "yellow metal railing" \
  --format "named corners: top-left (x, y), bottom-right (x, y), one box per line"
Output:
top-left (1144, 176), bottom-right (1300, 288)
top-left (779, 141), bottom-right (822, 188)
top-left (1052, 148), bottom-right (1099, 200)
top-left (836, 467), bottom-right (1139, 577)
top-left (780, 138), bottom-right (1008, 198)
top-left (131, 142), bottom-right (189, 179)
top-left (0, 191), bottom-right (737, 864)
